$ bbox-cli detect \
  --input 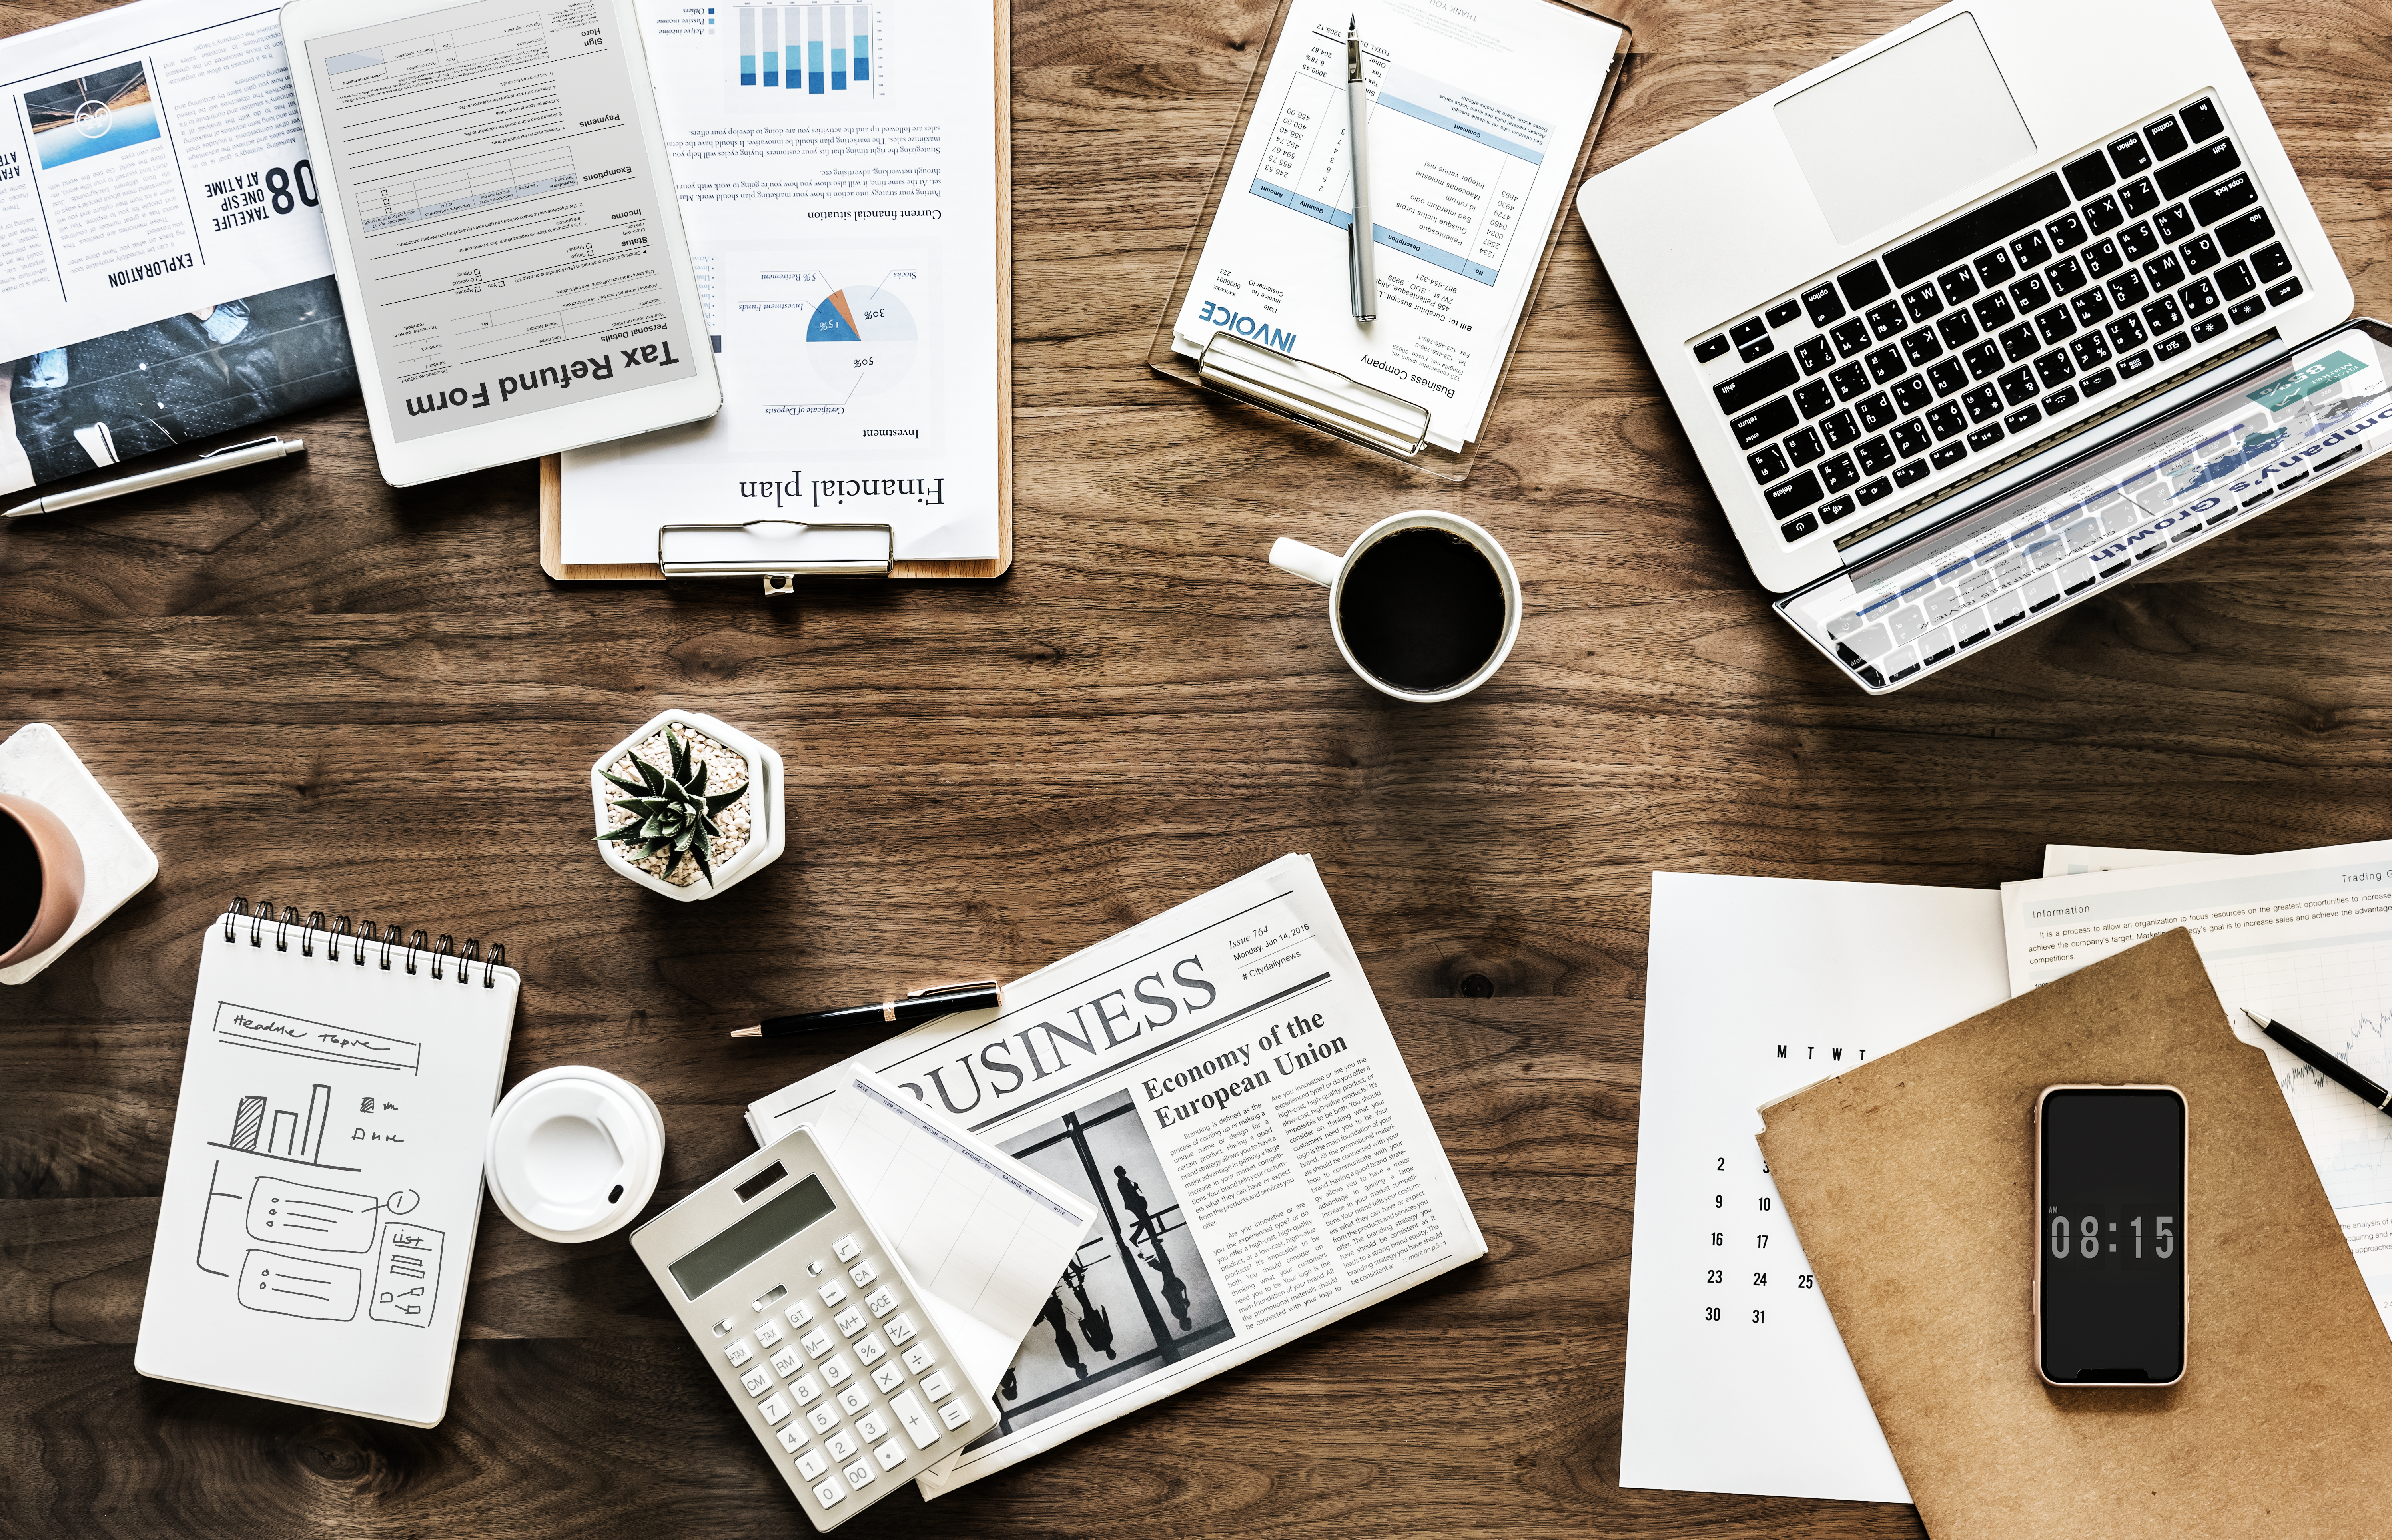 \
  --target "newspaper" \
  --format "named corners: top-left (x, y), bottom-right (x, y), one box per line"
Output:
top-left (745, 853), bottom-right (1486, 1495)
top-left (0, 0), bottom-right (355, 494)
